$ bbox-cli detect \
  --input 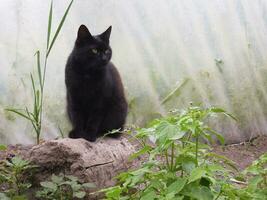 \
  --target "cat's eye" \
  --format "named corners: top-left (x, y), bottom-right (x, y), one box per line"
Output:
top-left (91, 48), bottom-right (98, 54)
top-left (105, 49), bottom-right (110, 54)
